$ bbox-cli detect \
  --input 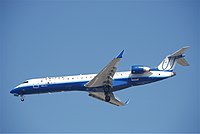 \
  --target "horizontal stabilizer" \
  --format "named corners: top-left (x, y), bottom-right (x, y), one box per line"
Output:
top-left (177, 58), bottom-right (189, 66)
top-left (170, 46), bottom-right (190, 57)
